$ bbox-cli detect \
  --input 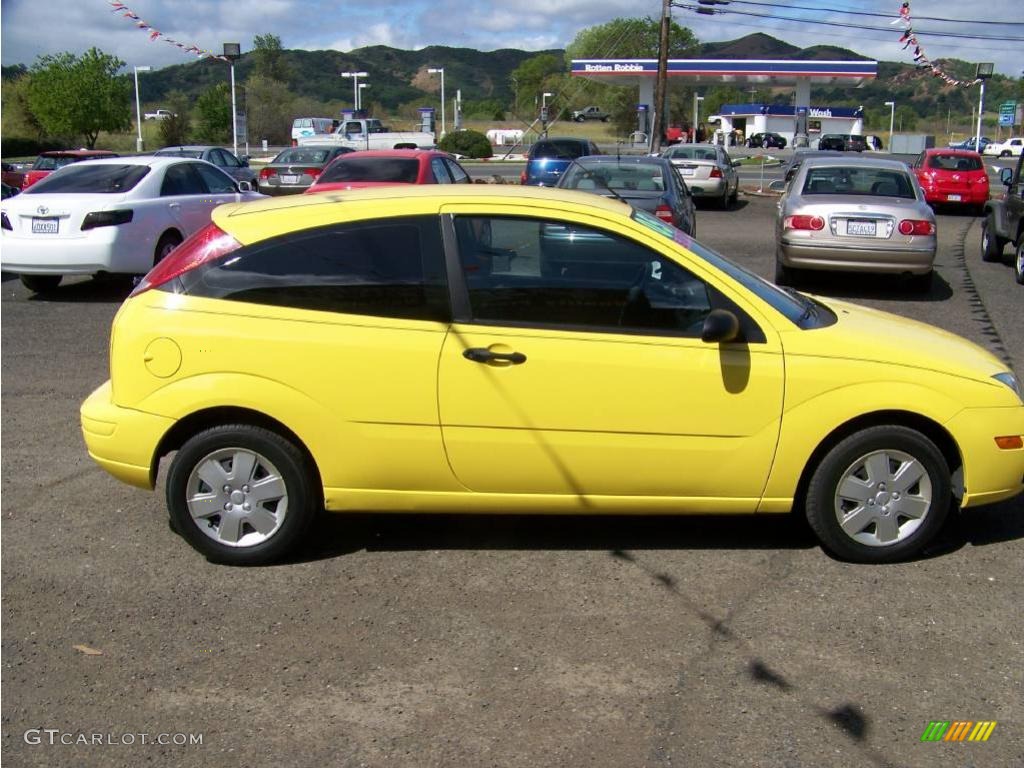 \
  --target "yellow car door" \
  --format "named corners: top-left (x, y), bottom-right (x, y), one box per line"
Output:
top-left (438, 212), bottom-right (785, 509)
